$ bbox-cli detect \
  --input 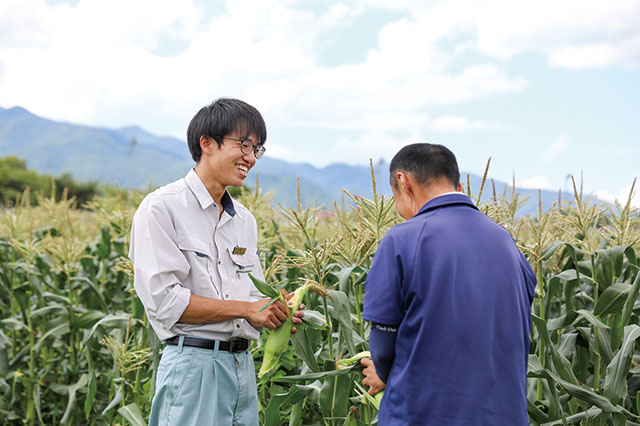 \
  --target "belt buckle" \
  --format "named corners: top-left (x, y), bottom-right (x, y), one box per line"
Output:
top-left (228, 338), bottom-right (245, 353)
